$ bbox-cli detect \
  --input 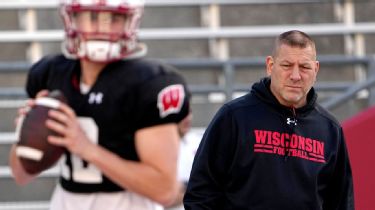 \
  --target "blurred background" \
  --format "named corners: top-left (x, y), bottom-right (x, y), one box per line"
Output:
top-left (0, 0), bottom-right (374, 209)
